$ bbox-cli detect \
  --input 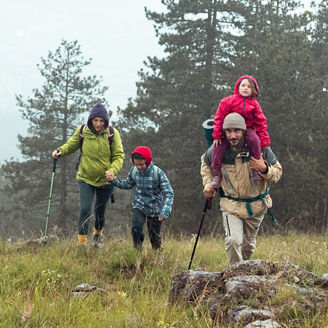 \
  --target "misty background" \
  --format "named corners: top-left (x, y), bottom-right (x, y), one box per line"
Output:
top-left (0, 0), bottom-right (164, 163)
top-left (0, 0), bottom-right (326, 240)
